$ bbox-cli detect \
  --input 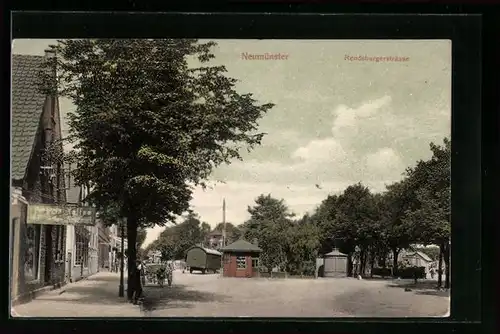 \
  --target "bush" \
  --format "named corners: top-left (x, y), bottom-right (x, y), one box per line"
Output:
top-left (371, 267), bottom-right (392, 277)
top-left (396, 266), bottom-right (426, 279)
top-left (371, 266), bottom-right (426, 279)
